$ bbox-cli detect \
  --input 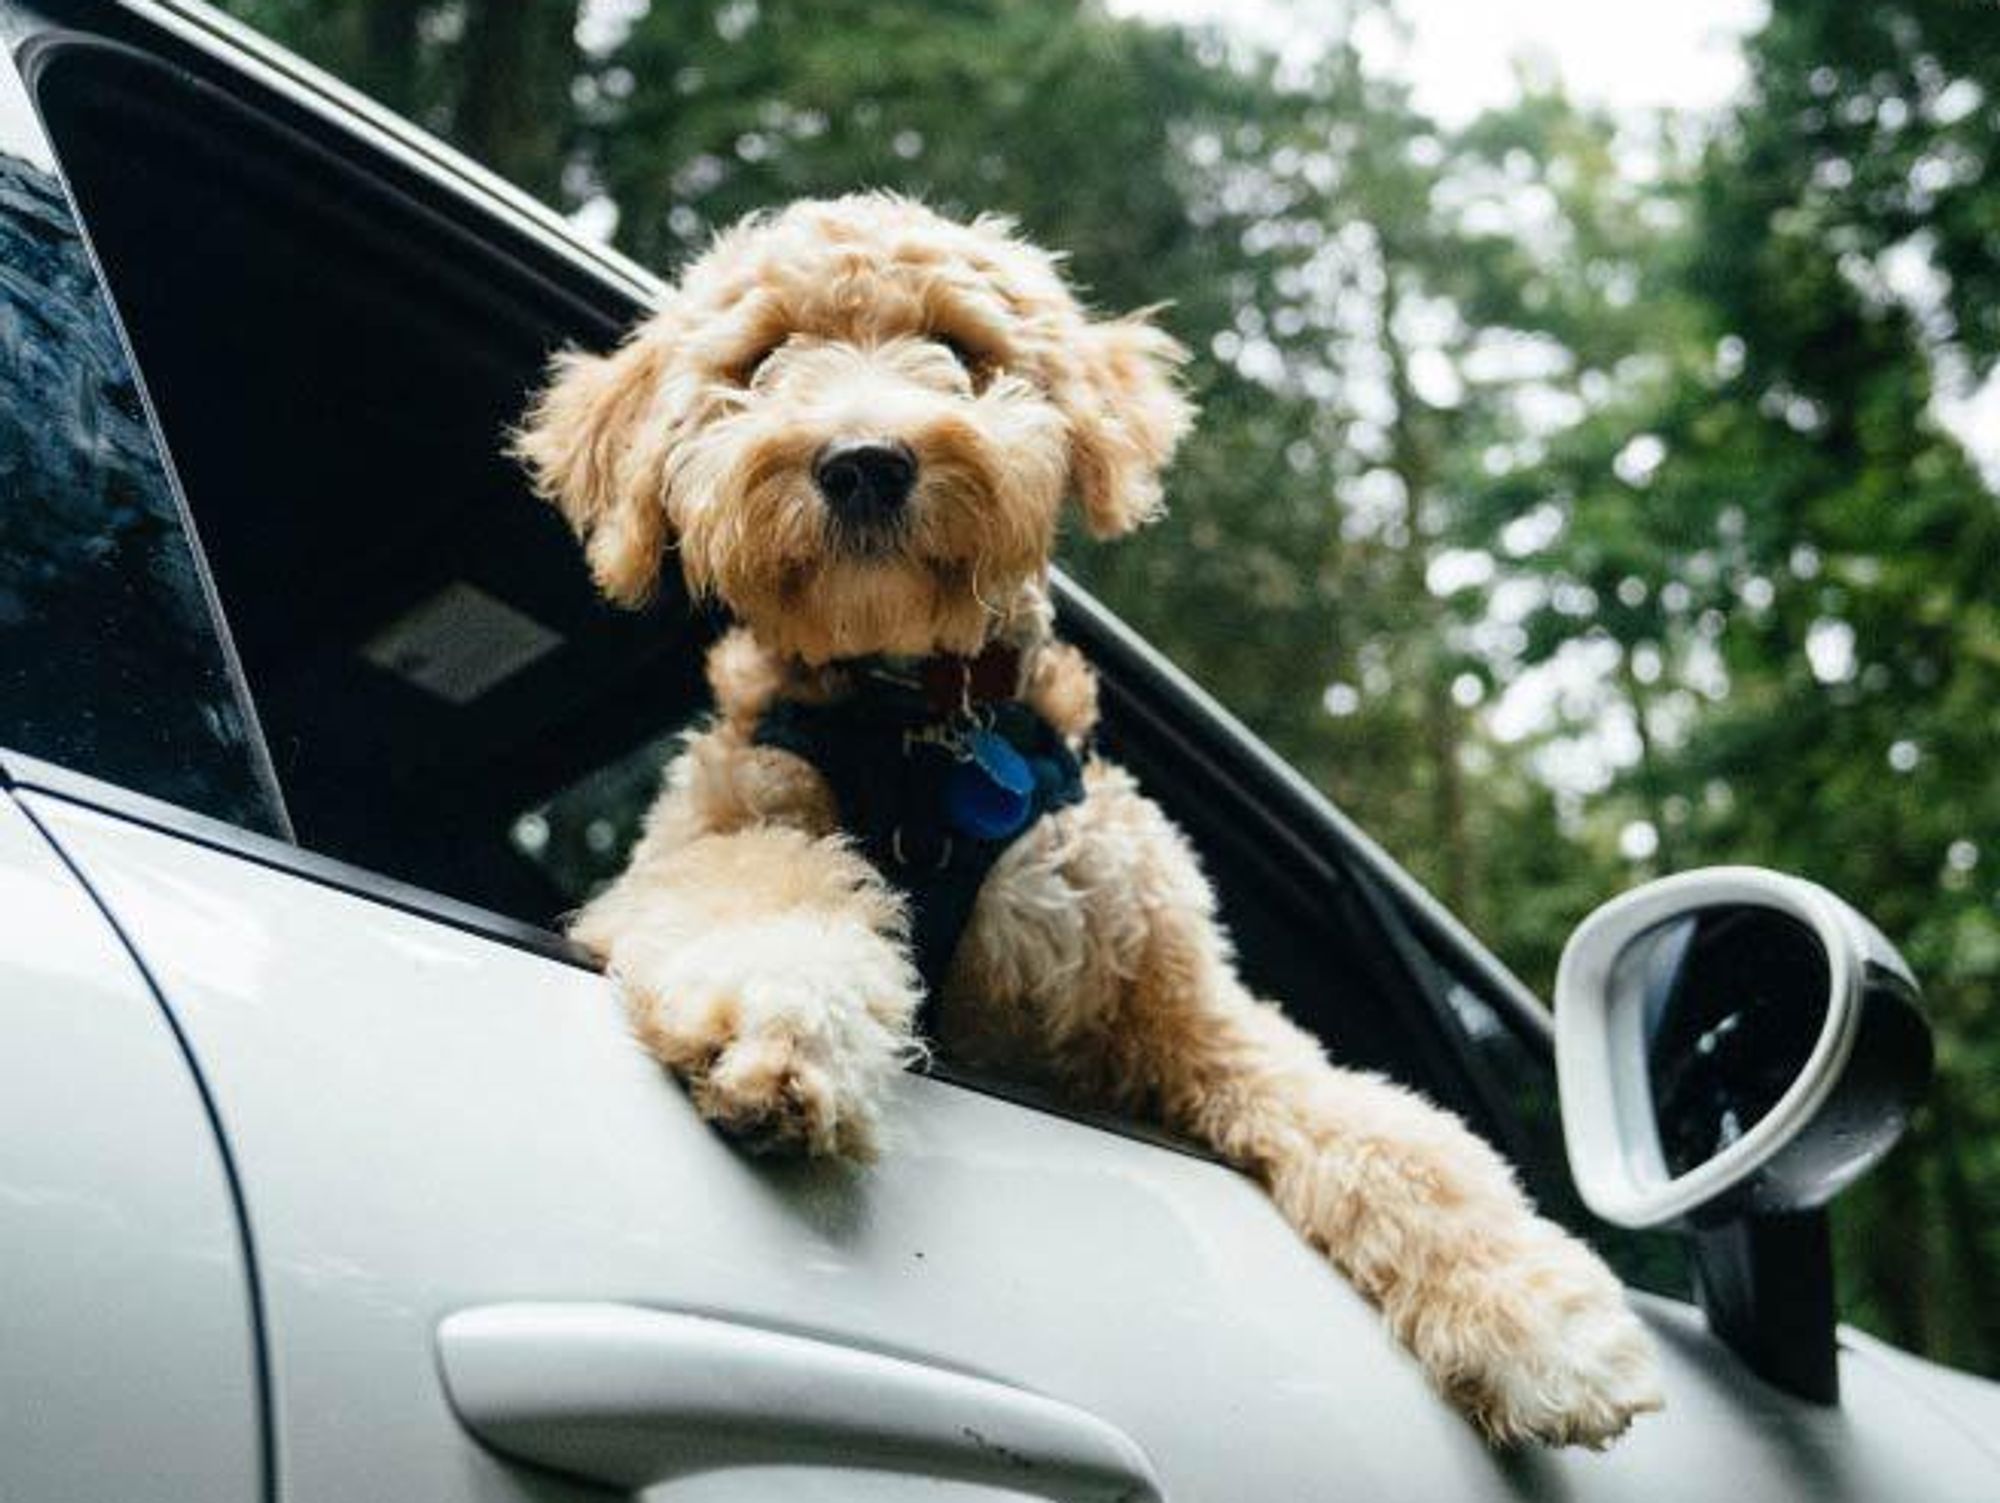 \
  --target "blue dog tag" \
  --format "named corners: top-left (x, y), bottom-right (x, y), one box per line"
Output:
top-left (944, 726), bottom-right (1035, 840)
